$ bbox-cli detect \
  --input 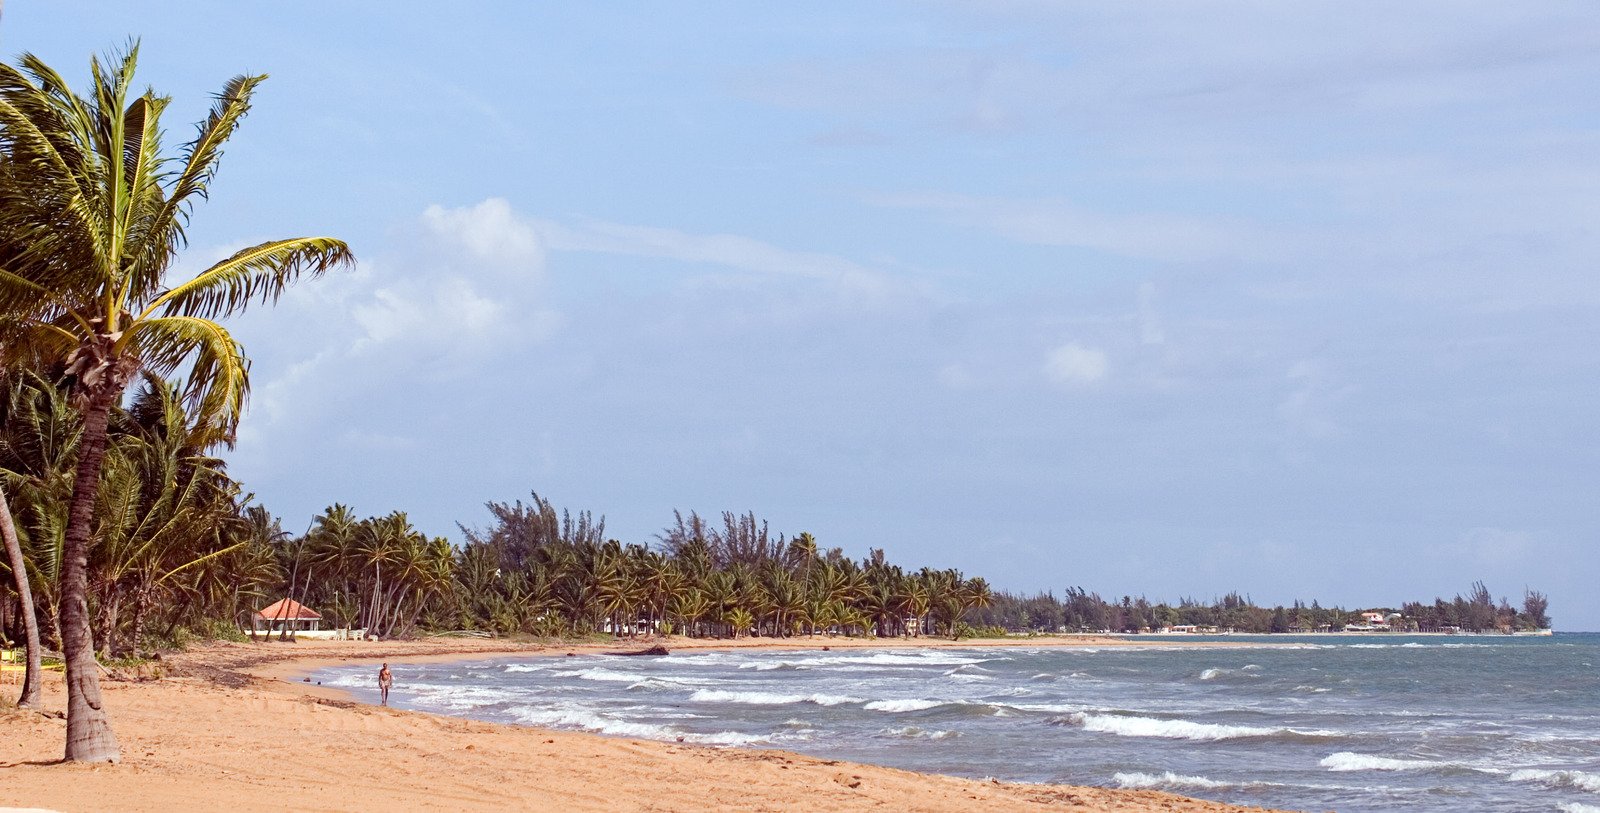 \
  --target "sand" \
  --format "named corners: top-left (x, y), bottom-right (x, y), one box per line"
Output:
top-left (0, 635), bottom-right (1285, 813)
